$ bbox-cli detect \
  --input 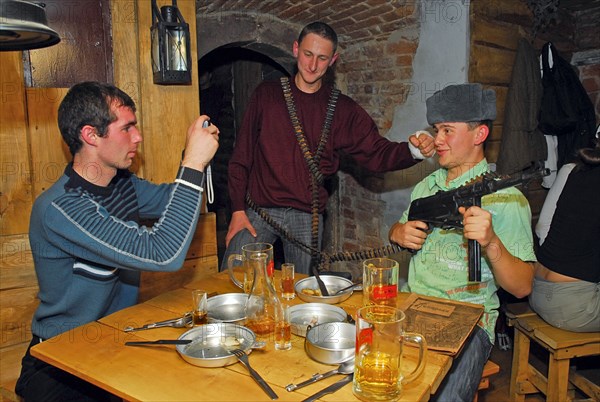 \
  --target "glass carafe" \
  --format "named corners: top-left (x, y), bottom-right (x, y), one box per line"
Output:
top-left (245, 253), bottom-right (285, 337)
